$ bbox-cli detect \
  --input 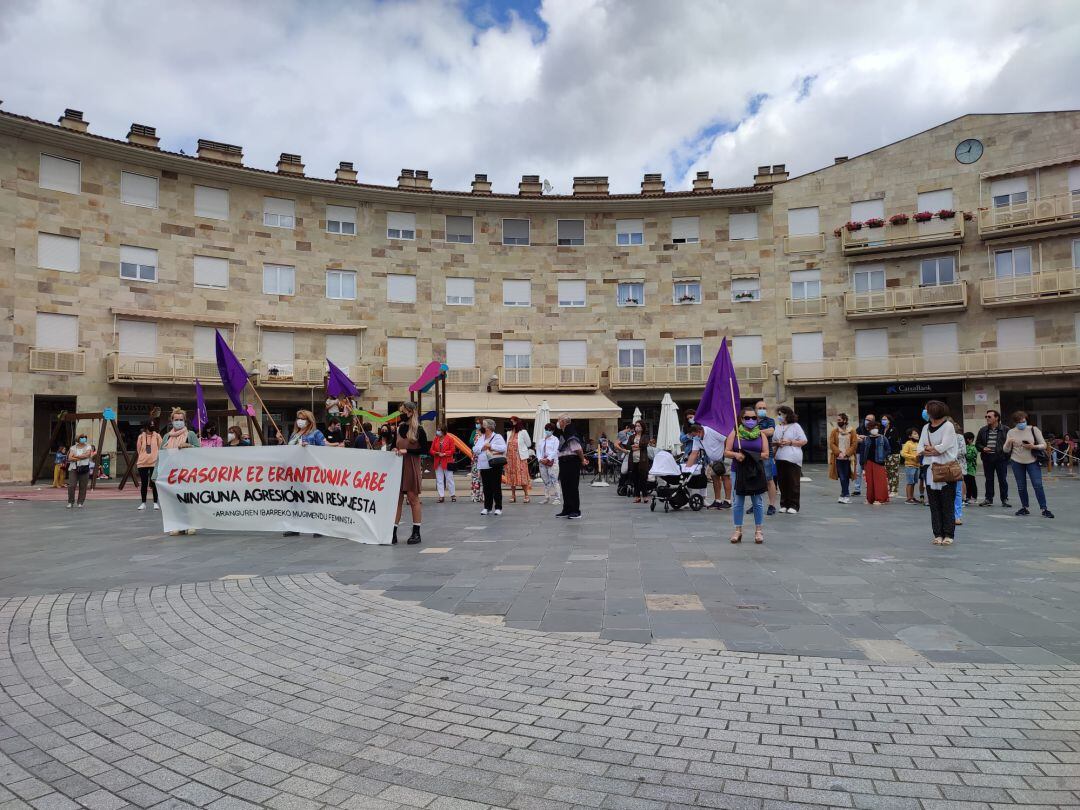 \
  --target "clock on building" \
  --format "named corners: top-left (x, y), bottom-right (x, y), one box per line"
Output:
top-left (955, 138), bottom-right (984, 164)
